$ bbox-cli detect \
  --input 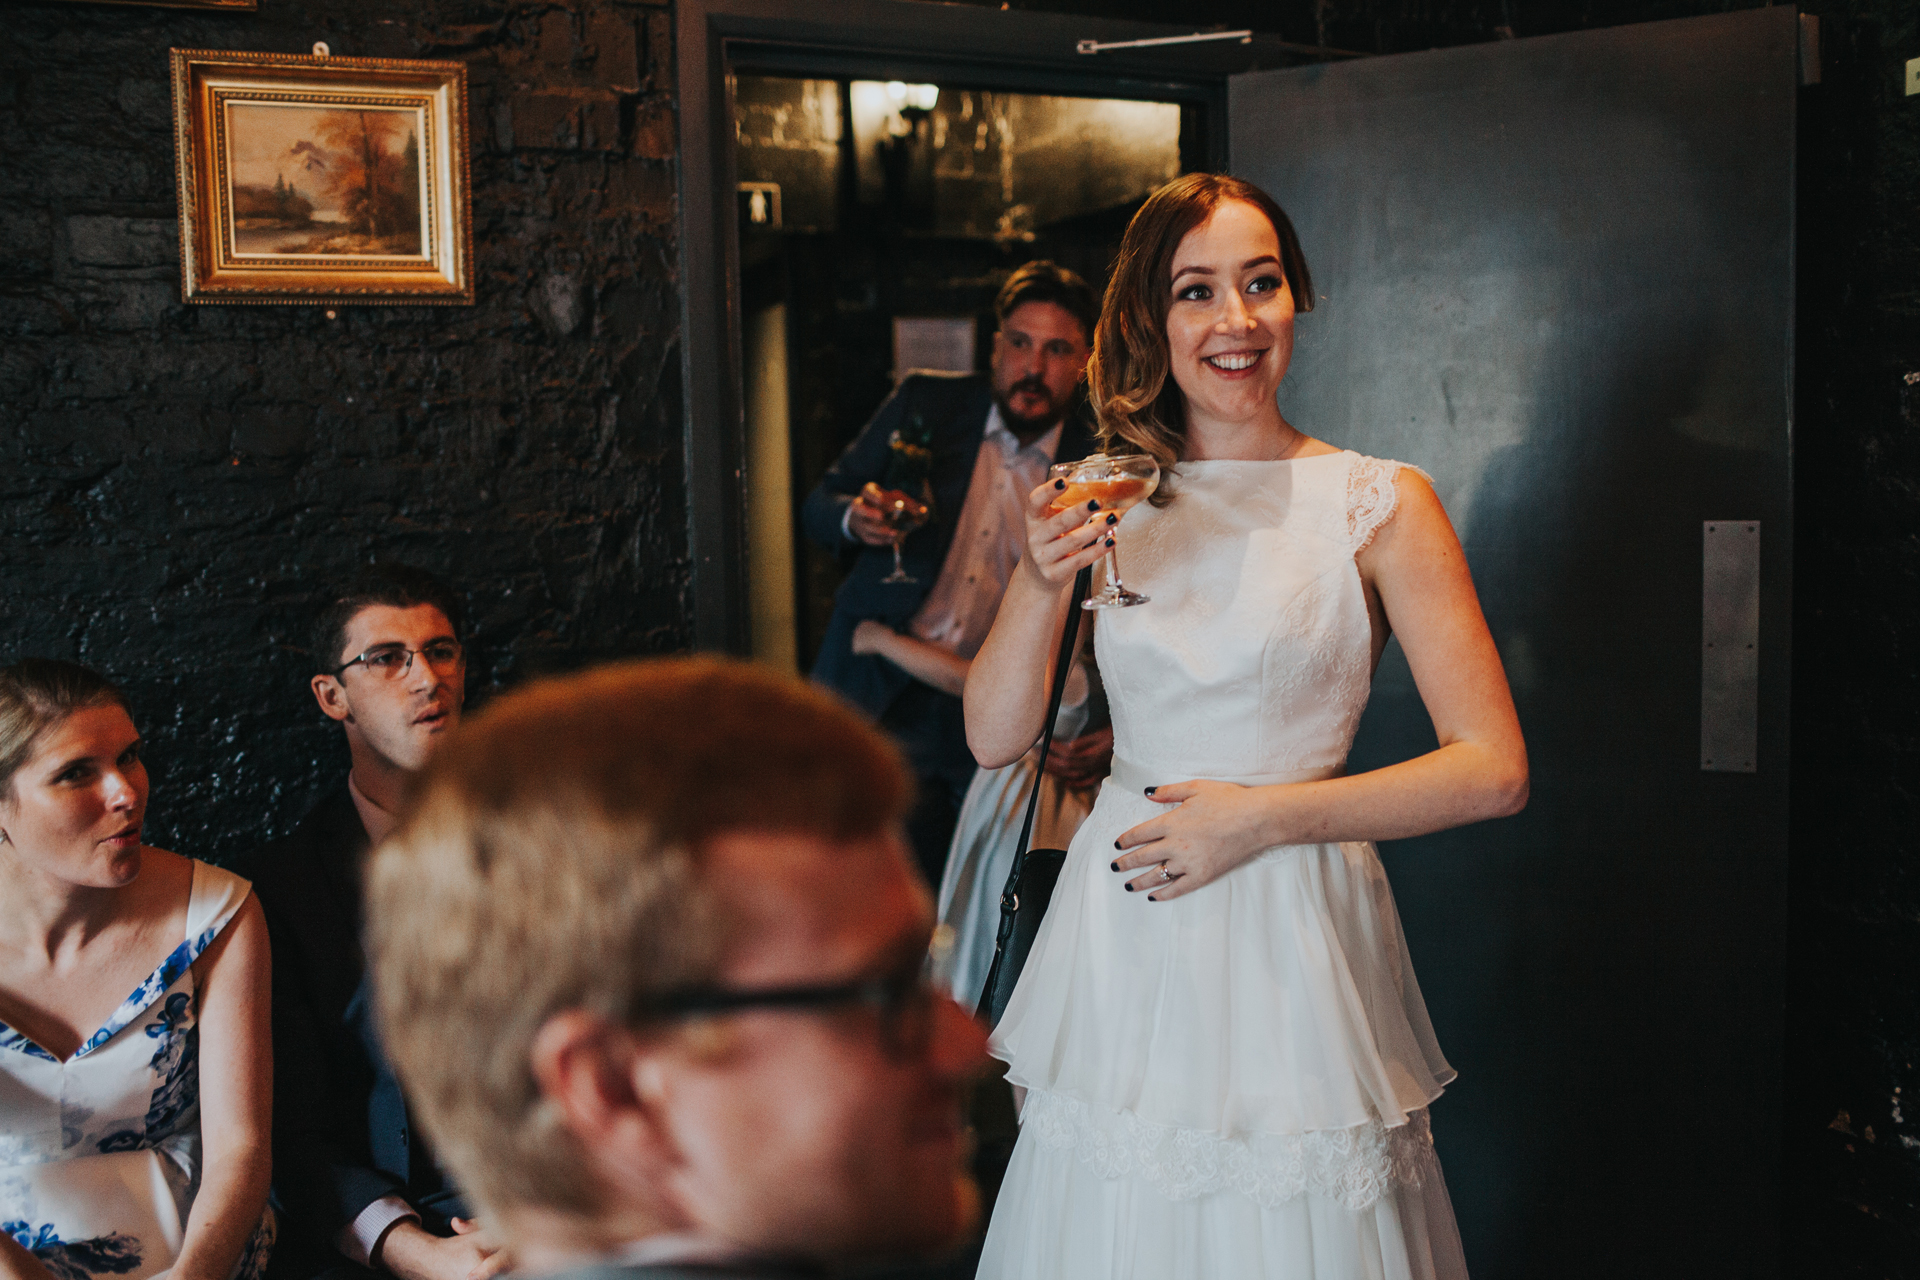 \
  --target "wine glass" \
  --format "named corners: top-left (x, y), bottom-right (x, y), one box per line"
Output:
top-left (1048, 453), bottom-right (1161, 608)
top-left (863, 481), bottom-right (933, 584)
